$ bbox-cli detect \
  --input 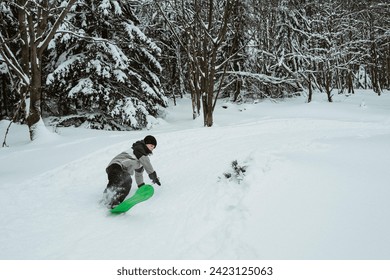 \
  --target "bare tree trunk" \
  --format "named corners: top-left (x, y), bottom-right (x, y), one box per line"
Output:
top-left (176, 43), bottom-right (184, 99)
top-left (307, 75), bottom-right (313, 103)
top-left (347, 70), bottom-right (354, 94)
top-left (325, 71), bottom-right (333, 102)
top-left (202, 0), bottom-right (235, 127)
top-left (26, 13), bottom-right (42, 139)
top-left (387, 42), bottom-right (390, 89)
top-left (0, 0), bottom-right (77, 140)
top-left (27, 70), bottom-right (42, 140)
